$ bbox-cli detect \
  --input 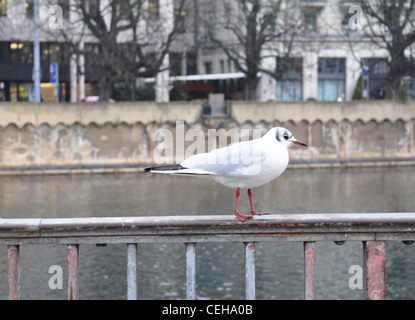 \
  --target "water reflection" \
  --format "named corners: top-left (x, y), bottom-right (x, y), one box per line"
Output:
top-left (0, 167), bottom-right (415, 299)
